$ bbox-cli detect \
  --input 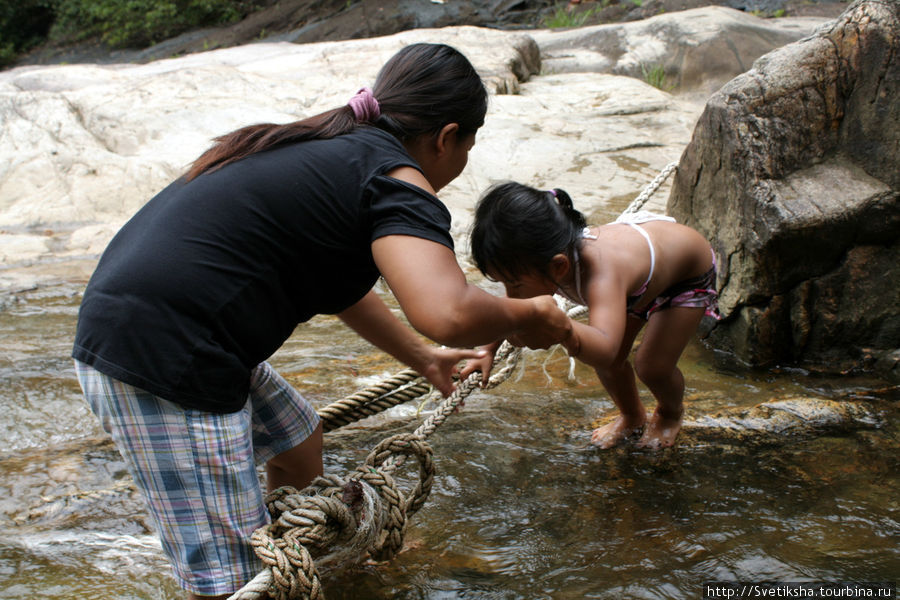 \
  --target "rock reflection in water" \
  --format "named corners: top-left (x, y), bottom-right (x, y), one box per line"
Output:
top-left (0, 285), bottom-right (897, 599)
